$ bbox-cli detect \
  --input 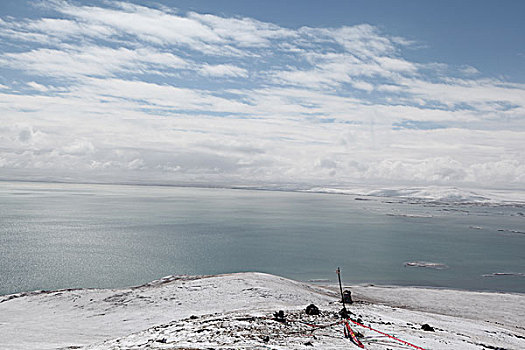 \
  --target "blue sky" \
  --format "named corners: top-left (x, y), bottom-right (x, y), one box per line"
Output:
top-left (0, 1), bottom-right (524, 189)
top-left (177, 0), bottom-right (525, 78)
